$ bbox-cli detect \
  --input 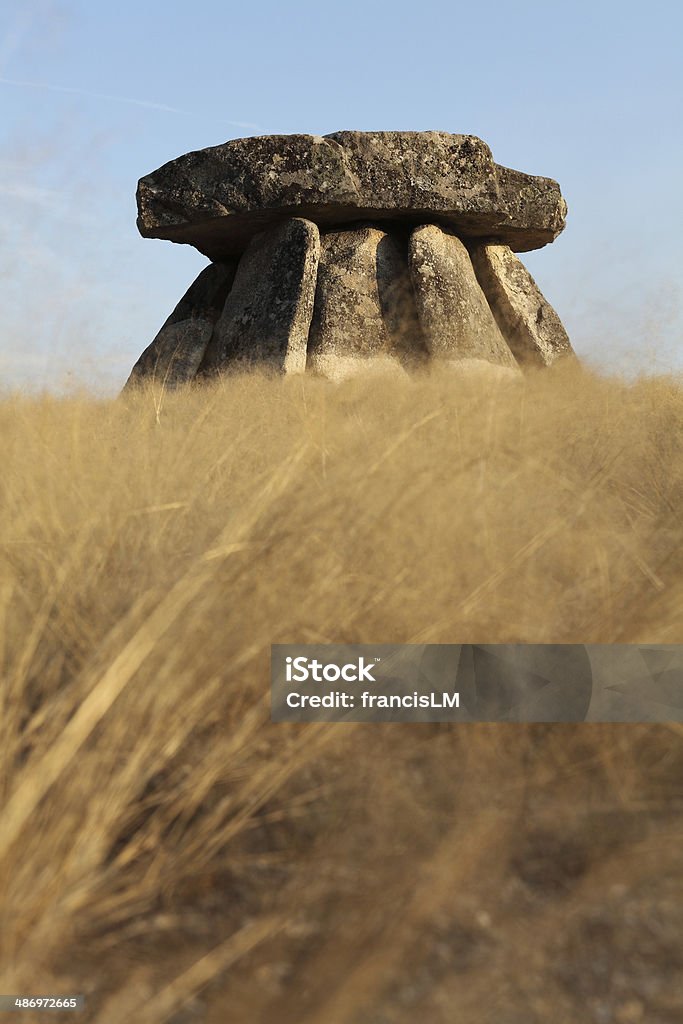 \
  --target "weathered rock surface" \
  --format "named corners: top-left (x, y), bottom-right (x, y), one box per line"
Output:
top-left (126, 132), bottom-right (575, 388)
top-left (137, 132), bottom-right (567, 260)
top-left (199, 217), bottom-right (319, 374)
top-left (470, 243), bottom-right (575, 367)
top-left (409, 225), bottom-right (519, 369)
top-left (124, 262), bottom-right (236, 389)
top-left (307, 226), bottom-right (427, 380)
